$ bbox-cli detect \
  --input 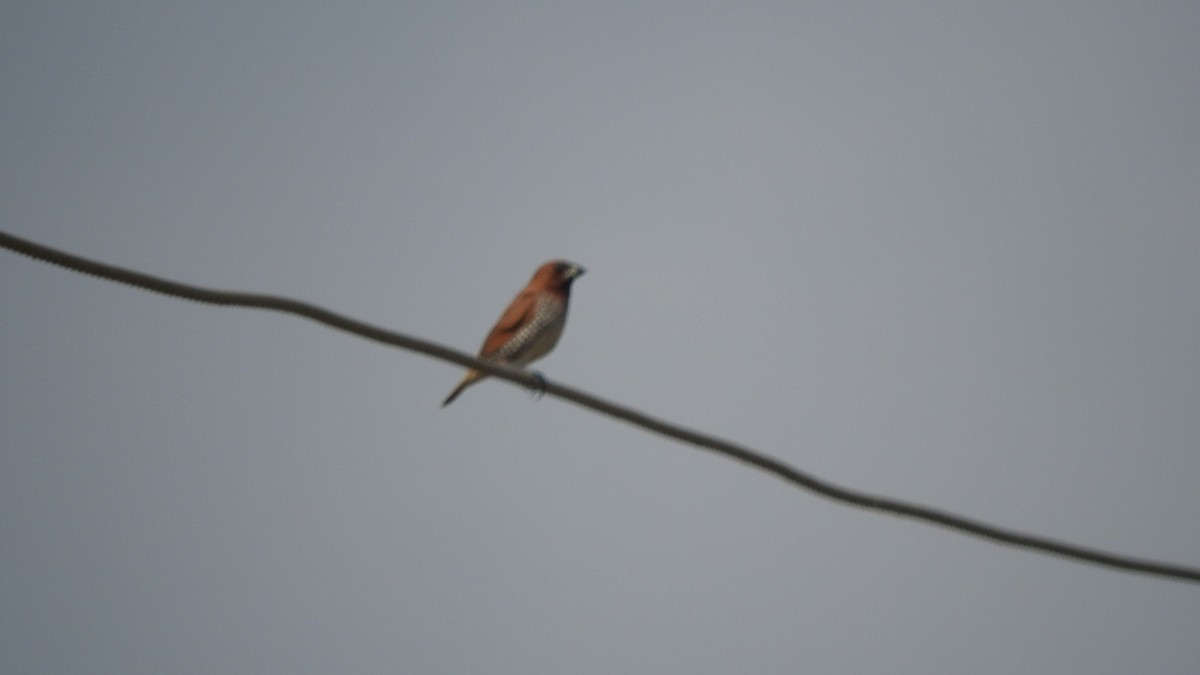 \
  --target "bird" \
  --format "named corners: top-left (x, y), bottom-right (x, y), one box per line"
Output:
top-left (442, 260), bottom-right (586, 406)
